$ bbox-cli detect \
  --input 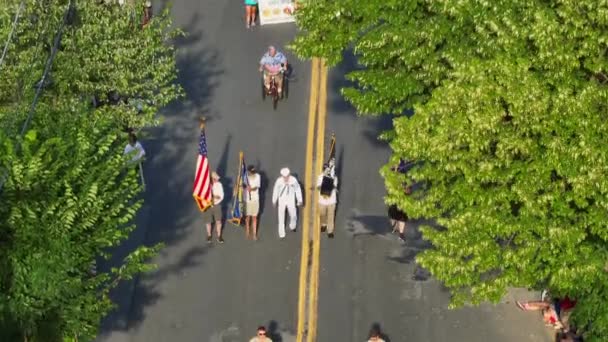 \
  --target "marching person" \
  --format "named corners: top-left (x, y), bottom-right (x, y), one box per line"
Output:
top-left (272, 167), bottom-right (302, 239)
top-left (244, 165), bottom-right (261, 240)
top-left (317, 162), bottom-right (338, 238)
top-left (204, 171), bottom-right (225, 244)
top-left (249, 326), bottom-right (272, 342)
